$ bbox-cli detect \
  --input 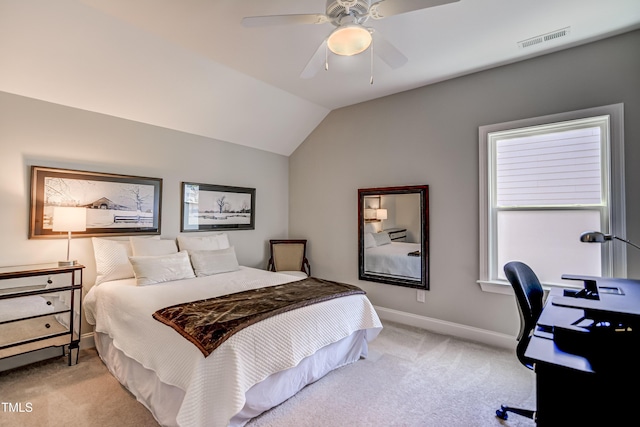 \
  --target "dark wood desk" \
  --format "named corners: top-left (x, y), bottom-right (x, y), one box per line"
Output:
top-left (525, 278), bottom-right (640, 425)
